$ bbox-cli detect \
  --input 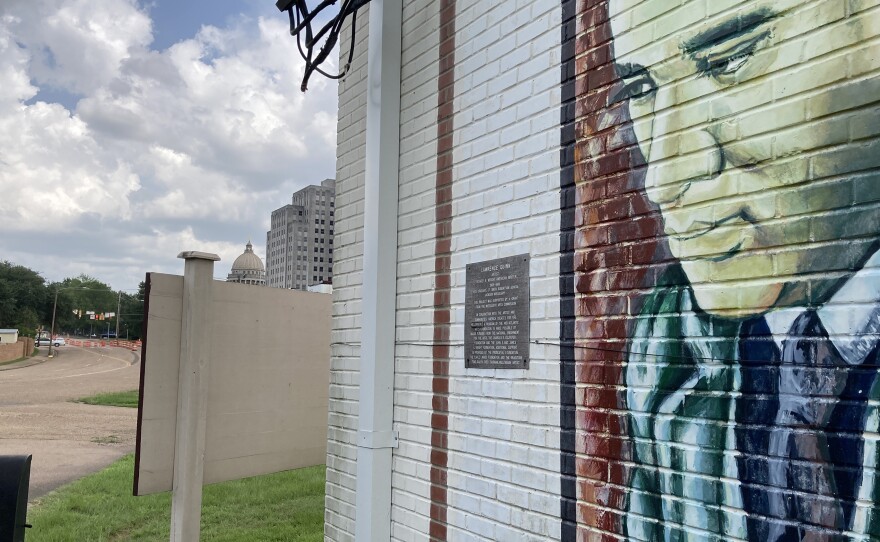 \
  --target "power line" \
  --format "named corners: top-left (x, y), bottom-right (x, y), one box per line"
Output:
top-left (328, 338), bottom-right (793, 365)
